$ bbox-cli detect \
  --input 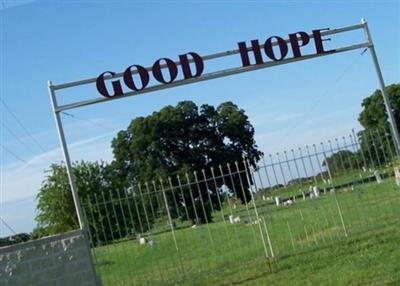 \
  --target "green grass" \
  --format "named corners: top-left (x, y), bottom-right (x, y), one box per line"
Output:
top-left (92, 178), bottom-right (400, 286)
